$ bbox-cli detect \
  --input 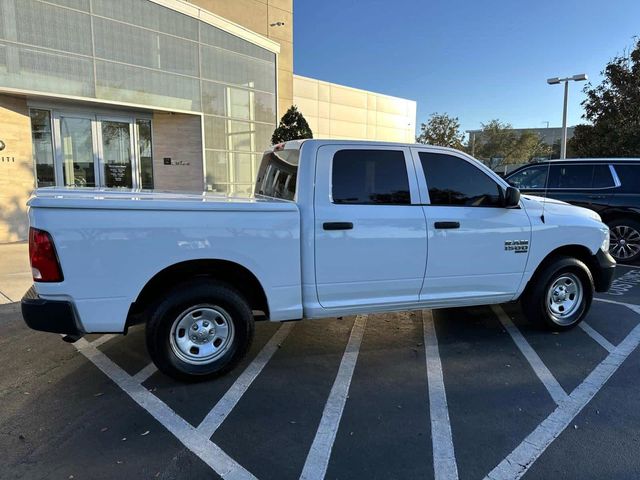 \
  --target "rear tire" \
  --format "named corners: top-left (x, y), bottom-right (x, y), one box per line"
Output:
top-left (521, 256), bottom-right (593, 331)
top-left (607, 218), bottom-right (640, 263)
top-left (146, 279), bottom-right (254, 382)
